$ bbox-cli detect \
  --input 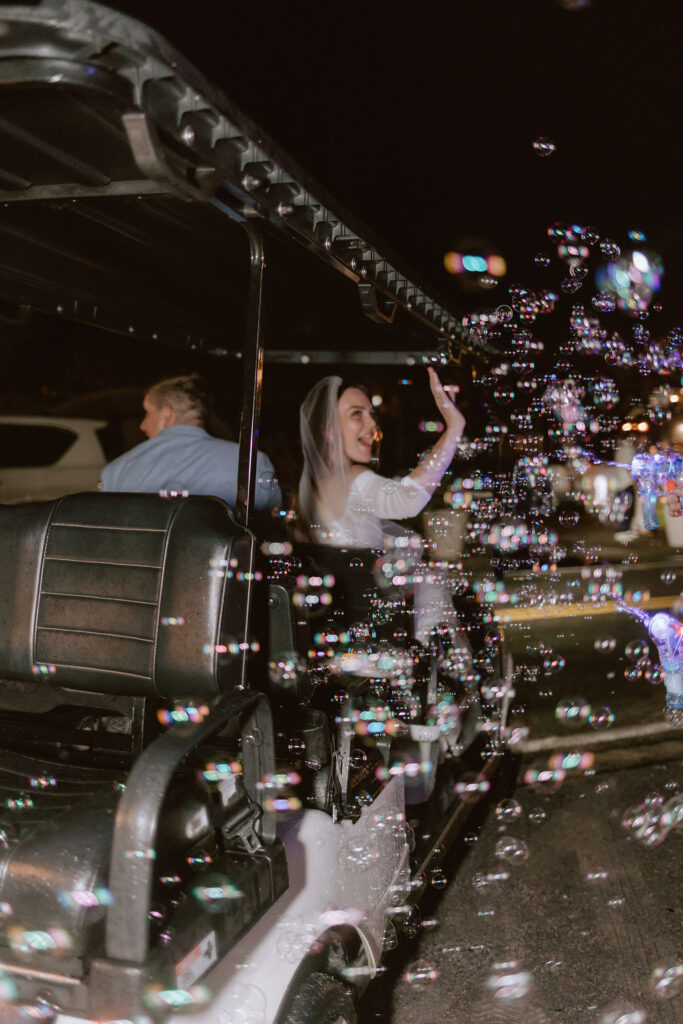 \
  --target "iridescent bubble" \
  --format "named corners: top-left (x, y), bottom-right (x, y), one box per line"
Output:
top-left (532, 137), bottom-right (556, 157)
top-left (570, 263), bottom-right (588, 280)
top-left (598, 1004), bottom-right (646, 1024)
top-left (625, 640), bottom-right (649, 662)
top-left (455, 773), bottom-right (491, 802)
top-left (644, 664), bottom-right (663, 686)
top-left (524, 766), bottom-right (566, 792)
top-left (430, 868), bottom-right (448, 890)
top-left (493, 388), bottom-right (515, 405)
top-left (159, 482), bottom-right (190, 498)
top-left (594, 636), bottom-right (616, 654)
top-left (496, 305), bottom-right (514, 324)
top-left (535, 252), bottom-right (551, 268)
top-left (581, 226), bottom-right (600, 246)
top-left (592, 291), bottom-right (616, 312)
top-left (495, 798), bottom-right (522, 823)
top-left (479, 274), bottom-right (498, 289)
top-left (485, 961), bottom-right (532, 1000)
top-left (561, 276), bottom-right (583, 294)
top-left (558, 509), bottom-right (580, 527)
top-left (543, 654), bottom-right (565, 675)
top-left (528, 807), bottom-right (547, 824)
top-left (555, 697), bottom-right (591, 725)
top-left (589, 706), bottom-right (615, 729)
top-left (403, 960), bottom-right (440, 987)
top-left (268, 654), bottom-right (305, 687)
top-left (660, 571), bottom-right (677, 584)
top-left (494, 836), bottom-right (529, 863)
top-left (600, 239), bottom-right (621, 261)
top-left (652, 962), bottom-right (683, 999)
top-left (337, 836), bottom-right (378, 869)
top-left (257, 469), bottom-right (278, 493)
